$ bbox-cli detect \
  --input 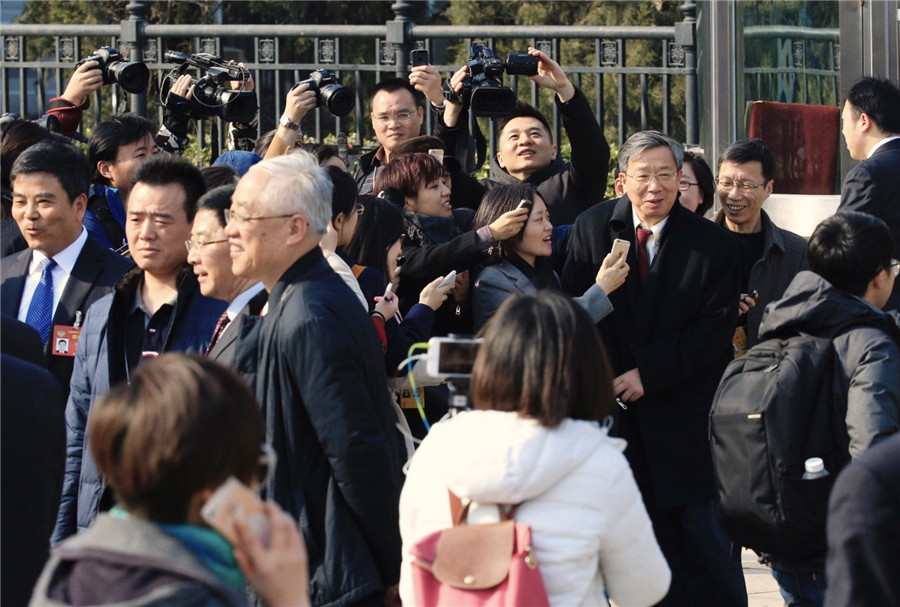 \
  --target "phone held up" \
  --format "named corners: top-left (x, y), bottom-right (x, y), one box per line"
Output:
top-left (410, 49), bottom-right (430, 67)
top-left (611, 238), bottom-right (630, 262)
top-left (201, 477), bottom-right (272, 548)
